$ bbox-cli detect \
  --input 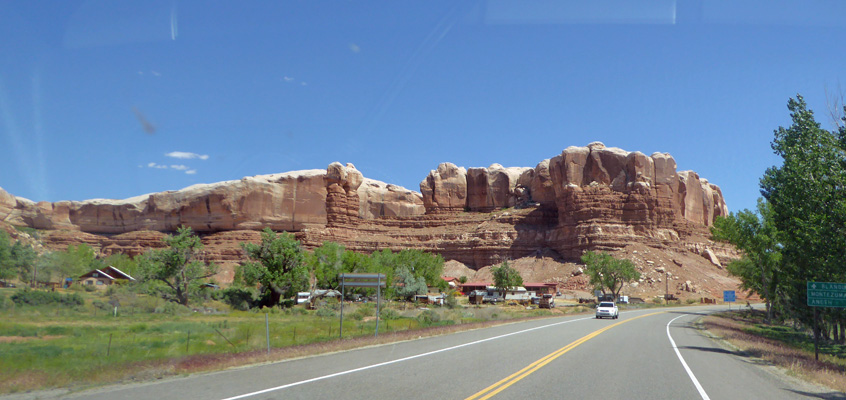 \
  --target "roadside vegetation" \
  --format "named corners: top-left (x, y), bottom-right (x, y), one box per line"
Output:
top-left (704, 310), bottom-right (846, 392)
top-left (706, 96), bottom-right (846, 391)
top-left (0, 226), bottom-right (596, 394)
top-left (0, 286), bottom-right (587, 394)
